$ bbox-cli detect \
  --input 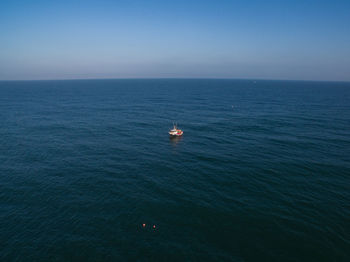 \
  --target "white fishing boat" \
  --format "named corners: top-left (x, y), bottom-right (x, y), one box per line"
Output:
top-left (169, 124), bottom-right (183, 137)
